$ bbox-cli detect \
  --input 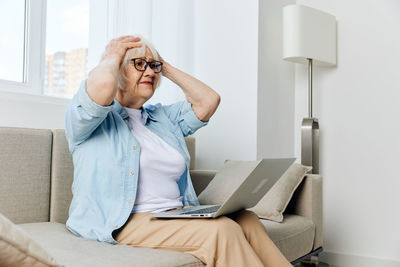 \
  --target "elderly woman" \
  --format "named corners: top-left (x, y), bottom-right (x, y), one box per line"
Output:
top-left (65, 35), bottom-right (292, 267)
